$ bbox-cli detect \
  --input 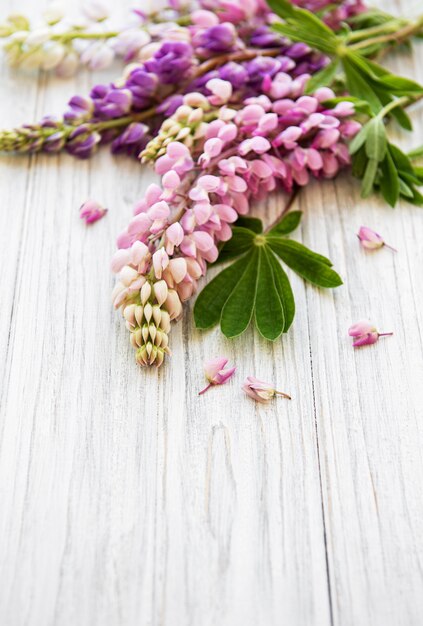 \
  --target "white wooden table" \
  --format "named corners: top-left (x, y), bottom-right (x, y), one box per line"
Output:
top-left (1, 1), bottom-right (423, 625)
